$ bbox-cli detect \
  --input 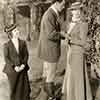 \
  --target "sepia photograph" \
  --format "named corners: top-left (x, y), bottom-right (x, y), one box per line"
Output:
top-left (0, 0), bottom-right (100, 100)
